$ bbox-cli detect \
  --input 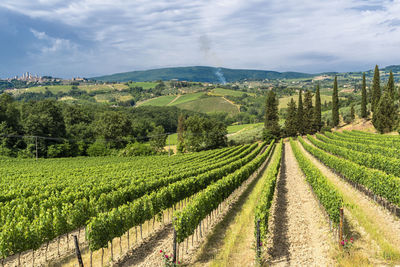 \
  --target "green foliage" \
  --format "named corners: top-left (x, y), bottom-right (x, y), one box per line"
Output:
top-left (87, 141), bottom-right (110, 156)
top-left (312, 133), bottom-right (400, 178)
top-left (291, 138), bottom-right (343, 225)
top-left (284, 98), bottom-right (297, 137)
top-left (173, 141), bottom-right (272, 243)
top-left (387, 71), bottom-right (395, 99)
top-left (372, 92), bottom-right (397, 133)
top-left (149, 126), bottom-right (167, 152)
top-left (94, 111), bottom-right (132, 148)
top-left (297, 90), bottom-right (304, 134)
top-left (91, 66), bottom-right (313, 83)
top-left (255, 140), bottom-right (283, 243)
top-left (361, 73), bottom-right (368, 118)
top-left (118, 142), bottom-right (155, 156)
top-left (303, 90), bottom-right (314, 134)
top-left (0, 144), bottom-right (251, 256)
top-left (350, 105), bottom-right (355, 121)
top-left (181, 115), bottom-right (227, 152)
top-left (264, 90), bottom-right (280, 138)
top-left (87, 143), bottom-right (264, 249)
top-left (332, 76), bottom-right (339, 127)
top-left (299, 135), bottom-right (400, 208)
top-left (371, 65), bottom-right (381, 113)
top-left (47, 142), bottom-right (72, 158)
top-left (313, 84), bottom-right (322, 132)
